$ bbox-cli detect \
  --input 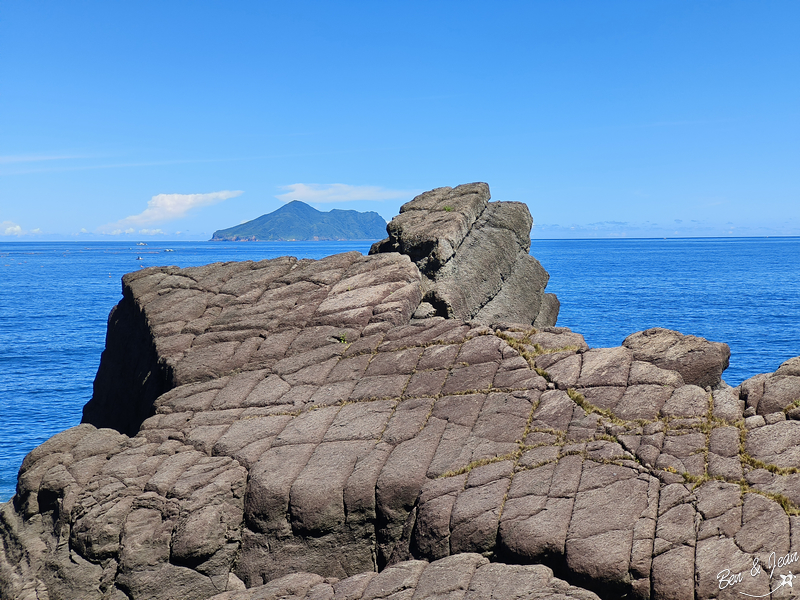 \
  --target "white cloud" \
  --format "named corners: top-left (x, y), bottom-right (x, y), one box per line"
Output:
top-left (2, 221), bottom-right (23, 236)
top-left (99, 190), bottom-right (243, 233)
top-left (139, 228), bottom-right (165, 235)
top-left (276, 183), bottom-right (414, 204)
